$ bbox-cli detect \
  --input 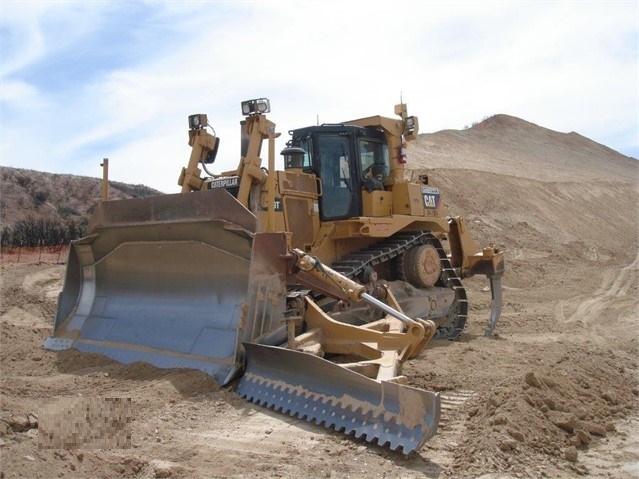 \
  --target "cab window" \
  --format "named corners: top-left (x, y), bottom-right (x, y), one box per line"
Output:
top-left (359, 140), bottom-right (389, 180)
